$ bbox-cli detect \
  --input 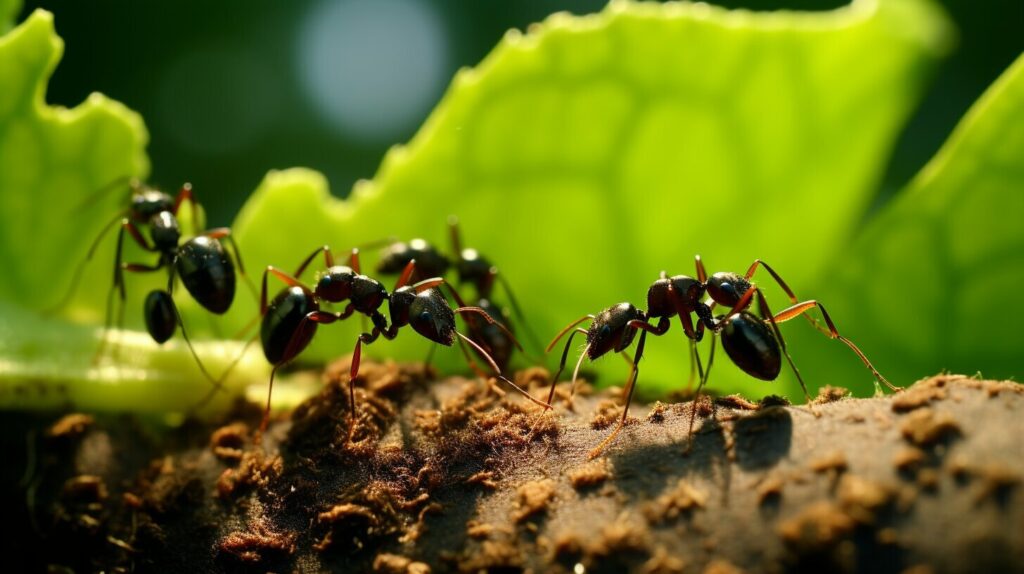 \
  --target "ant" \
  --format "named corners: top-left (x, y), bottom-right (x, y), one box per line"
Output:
top-left (375, 217), bottom-right (538, 370)
top-left (257, 245), bottom-right (551, 434)
top-left (547, 256), bottom-right (897, 458)
top-left (50, 179), bottom-right (250, 382)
